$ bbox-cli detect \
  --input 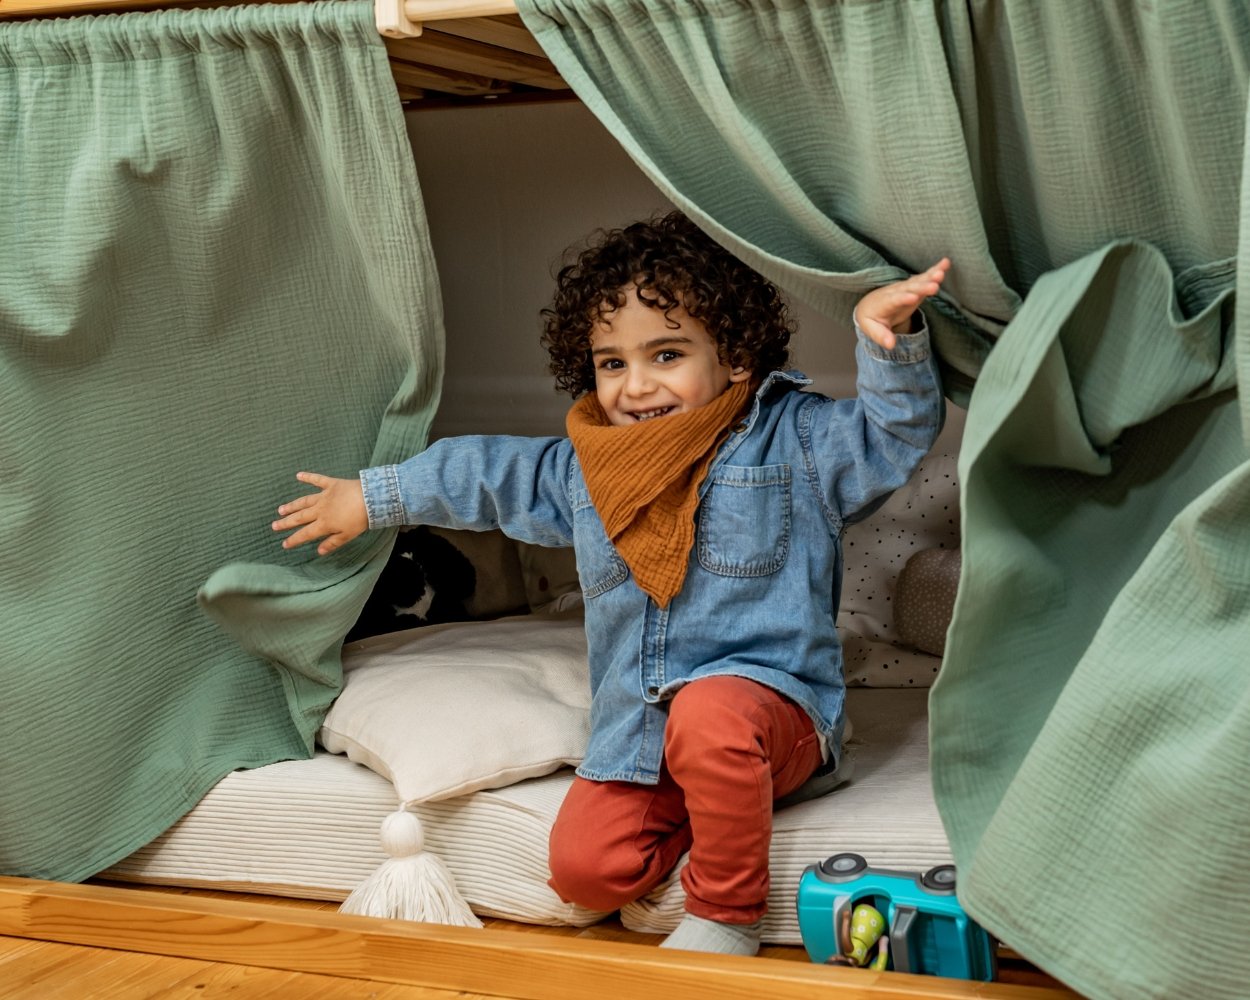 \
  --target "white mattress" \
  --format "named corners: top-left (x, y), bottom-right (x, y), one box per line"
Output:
top-left (105, 688), bottom-right (950, 944)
